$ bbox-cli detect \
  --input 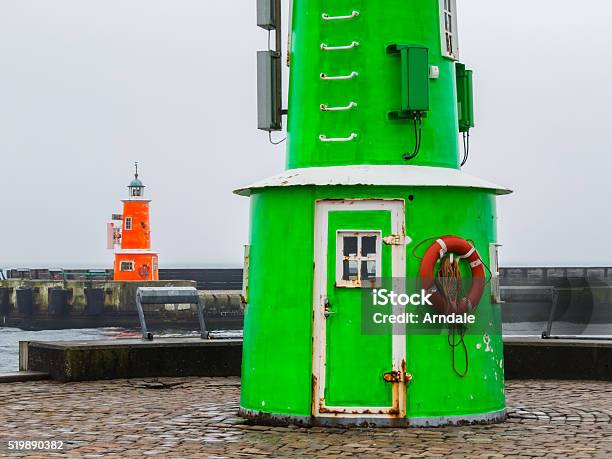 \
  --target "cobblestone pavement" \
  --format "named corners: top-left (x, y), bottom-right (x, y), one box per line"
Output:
top-left (0, 378), bottom-right (610, 458)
